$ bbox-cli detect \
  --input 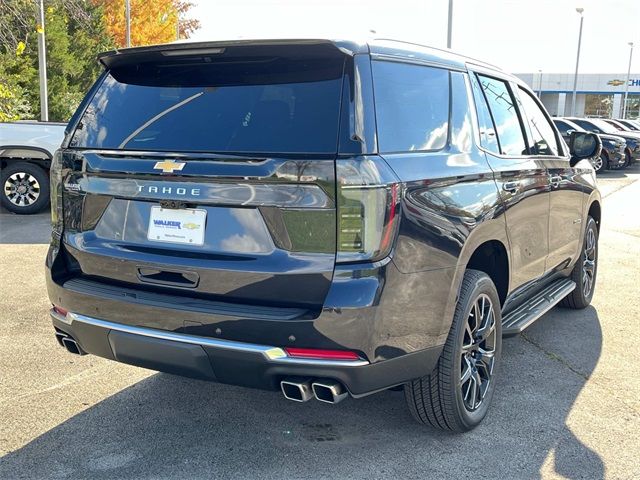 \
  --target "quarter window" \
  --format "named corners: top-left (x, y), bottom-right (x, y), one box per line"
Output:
top-left (372, 61), bottom-right (450, 153)
top-left (517, 88), bottom-right (559, 156)
top-left (553, 120), bottom-right (571, 135)
top-left (477, 75), bottom-right (527, 156)
top-left (469, 73), bottom-right (500, 154)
